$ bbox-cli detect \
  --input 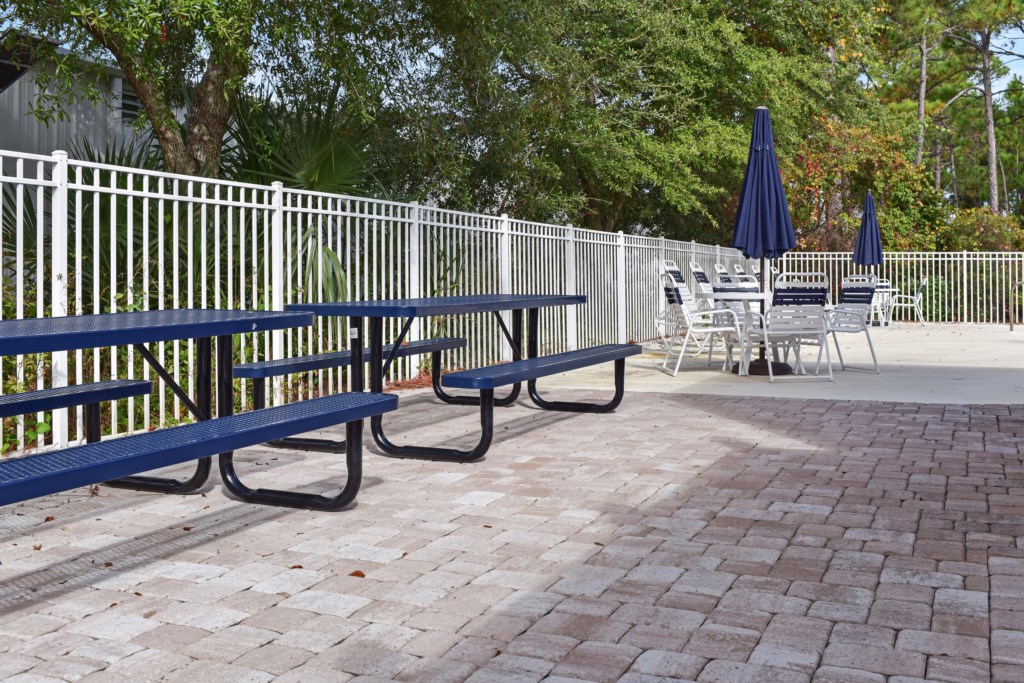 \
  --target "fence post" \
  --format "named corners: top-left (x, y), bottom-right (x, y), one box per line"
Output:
top-left (962, 250), bottom-right (968, 324)
top-left (271, 182), bottom-right (285, 404)
top-left (499, 214), bottom-right (512, 360)
top-left (408, 202), bottom-right (421, 346)
top-left (51, 151), bottom-right (69, 446)
top-left (616, 231), bottom-right (627, 343)
top-left (565, 226), bottom-right (578, 351)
